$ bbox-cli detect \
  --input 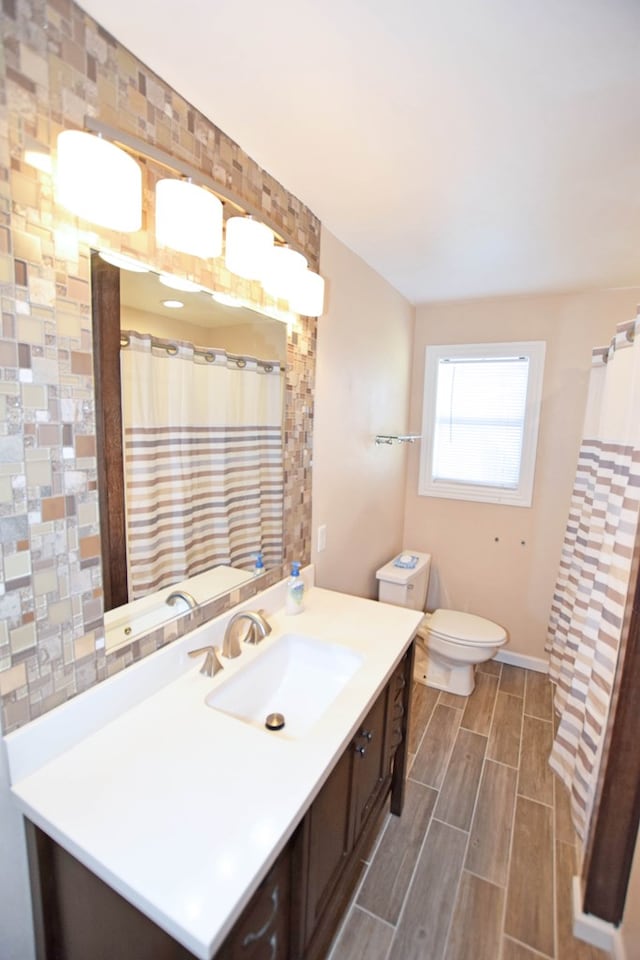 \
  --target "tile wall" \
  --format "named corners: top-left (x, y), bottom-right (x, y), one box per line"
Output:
top-left (0, 0), bottom-right (320, 732)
